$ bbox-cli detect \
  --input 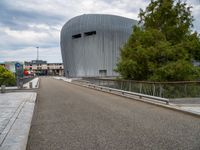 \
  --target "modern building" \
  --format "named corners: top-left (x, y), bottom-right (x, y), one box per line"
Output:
top-left (60, 14), bottom-right (137, 77)
top-left (24, 60), bottom-right (64, 76)
top-left (1, 61), bottom-right (23, 73)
